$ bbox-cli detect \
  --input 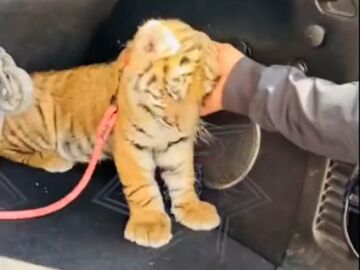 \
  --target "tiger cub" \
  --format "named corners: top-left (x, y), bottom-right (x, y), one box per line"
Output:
top-left (0, 19), bottom-right (221, 248)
